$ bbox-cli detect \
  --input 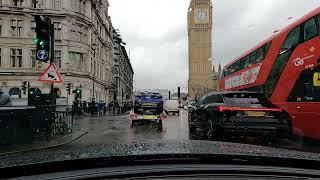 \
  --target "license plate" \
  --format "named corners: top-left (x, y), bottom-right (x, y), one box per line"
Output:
top-left (143, 115), bottom-right (157, 120)
top-left (142, 103), bottom-right (157, 107)
top-left (245, 111), bottom-right (266, 117)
